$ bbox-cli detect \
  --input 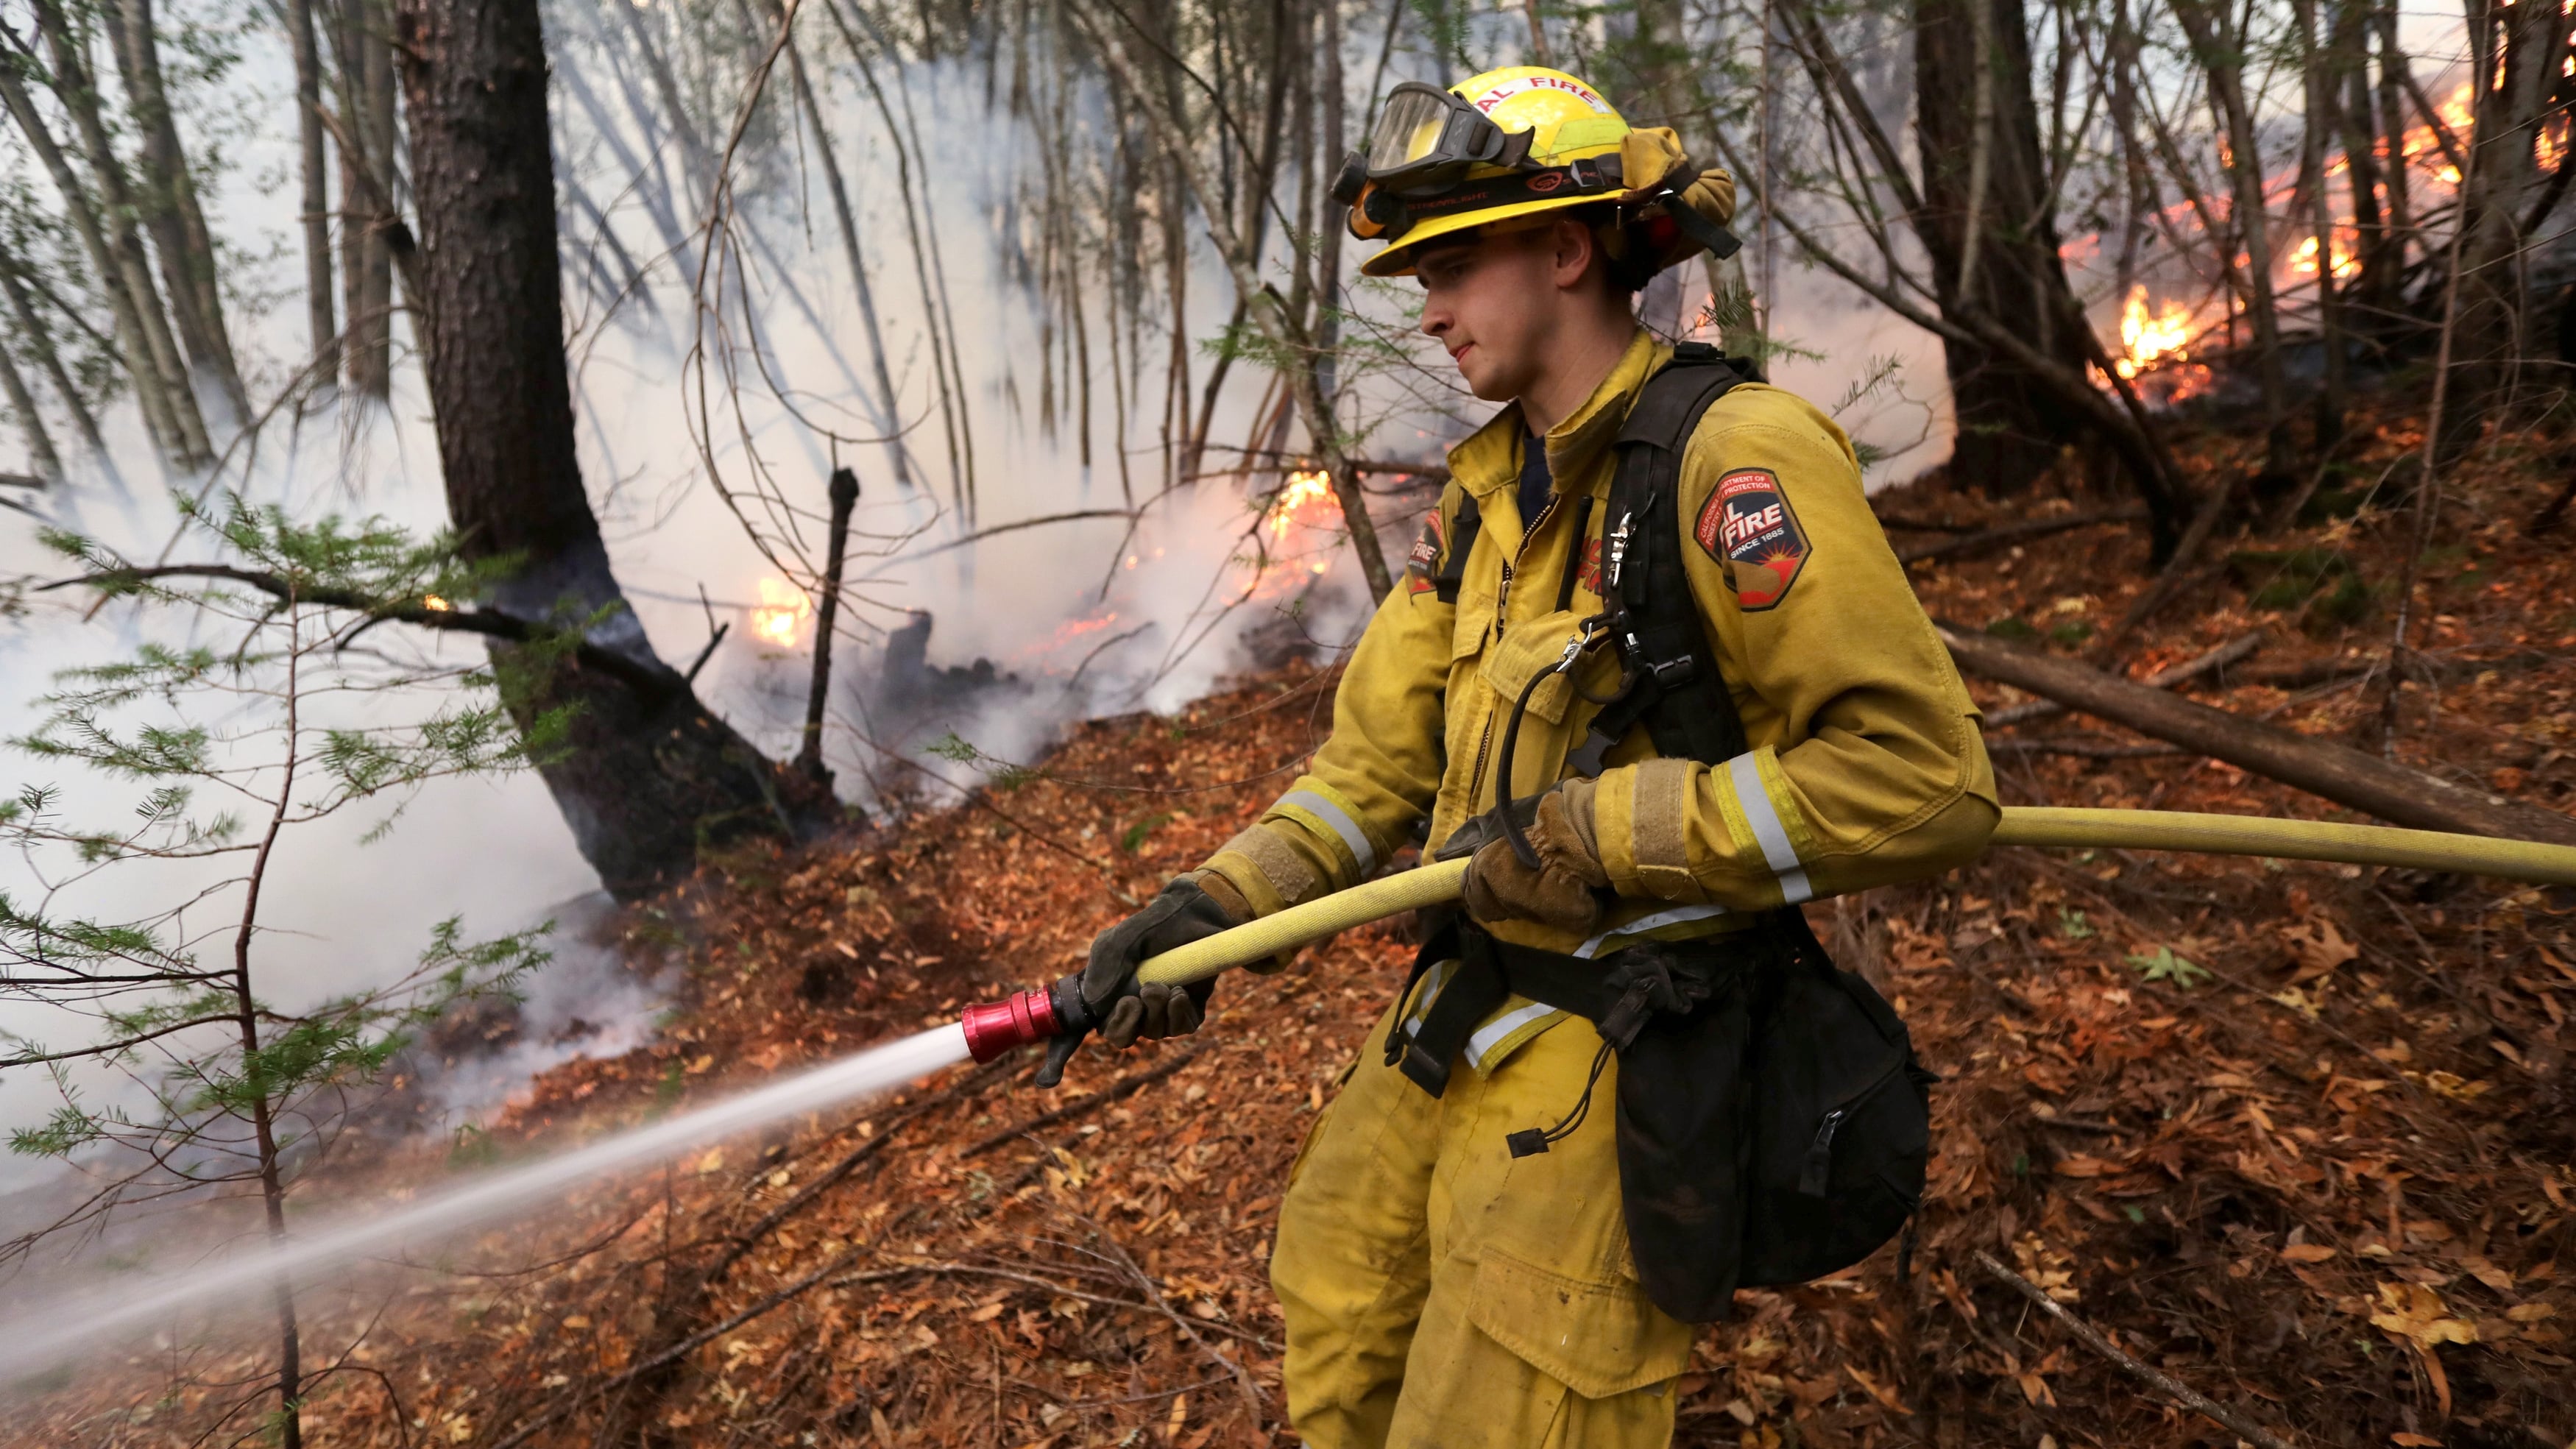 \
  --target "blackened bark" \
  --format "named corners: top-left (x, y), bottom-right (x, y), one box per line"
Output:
top-left (393, 0), bottom-right (830, 898)
top-left (1914, 0), bottom-right (2095, 493)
